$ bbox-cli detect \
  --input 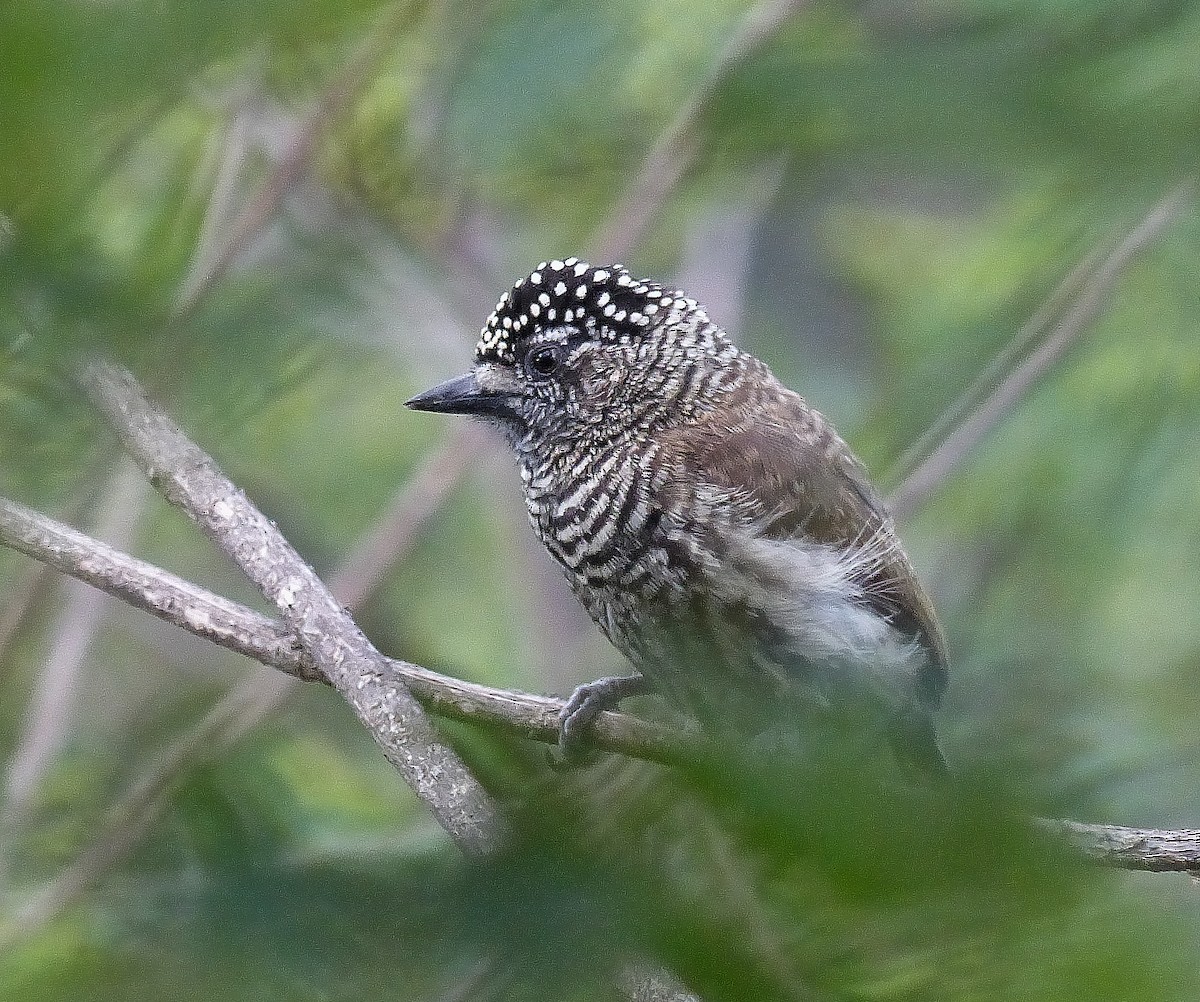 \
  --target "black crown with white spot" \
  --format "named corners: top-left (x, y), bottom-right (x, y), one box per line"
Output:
top-left (477, 258), bottom-right (705, 363)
